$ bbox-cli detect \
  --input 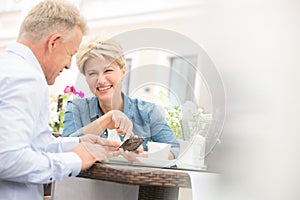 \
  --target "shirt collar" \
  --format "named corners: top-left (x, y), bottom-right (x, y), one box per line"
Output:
top-left (6, 42), bottom-right (43, 75)
top-left (93, 92), bottom-right (132, 117)
top-left (93, 97), bottom-right (102, 118)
